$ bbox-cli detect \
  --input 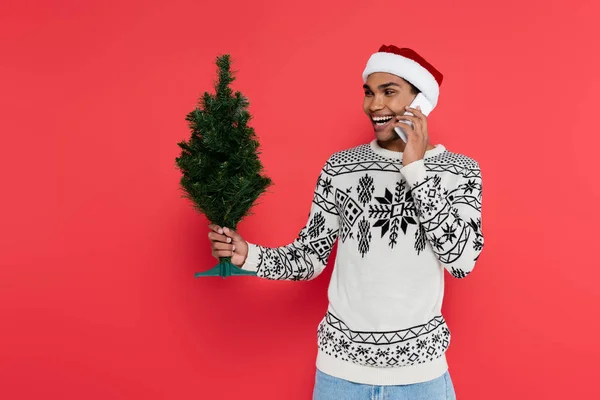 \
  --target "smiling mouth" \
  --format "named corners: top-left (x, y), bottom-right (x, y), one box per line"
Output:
top-left (372, 115), bottom-right (394, 126)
